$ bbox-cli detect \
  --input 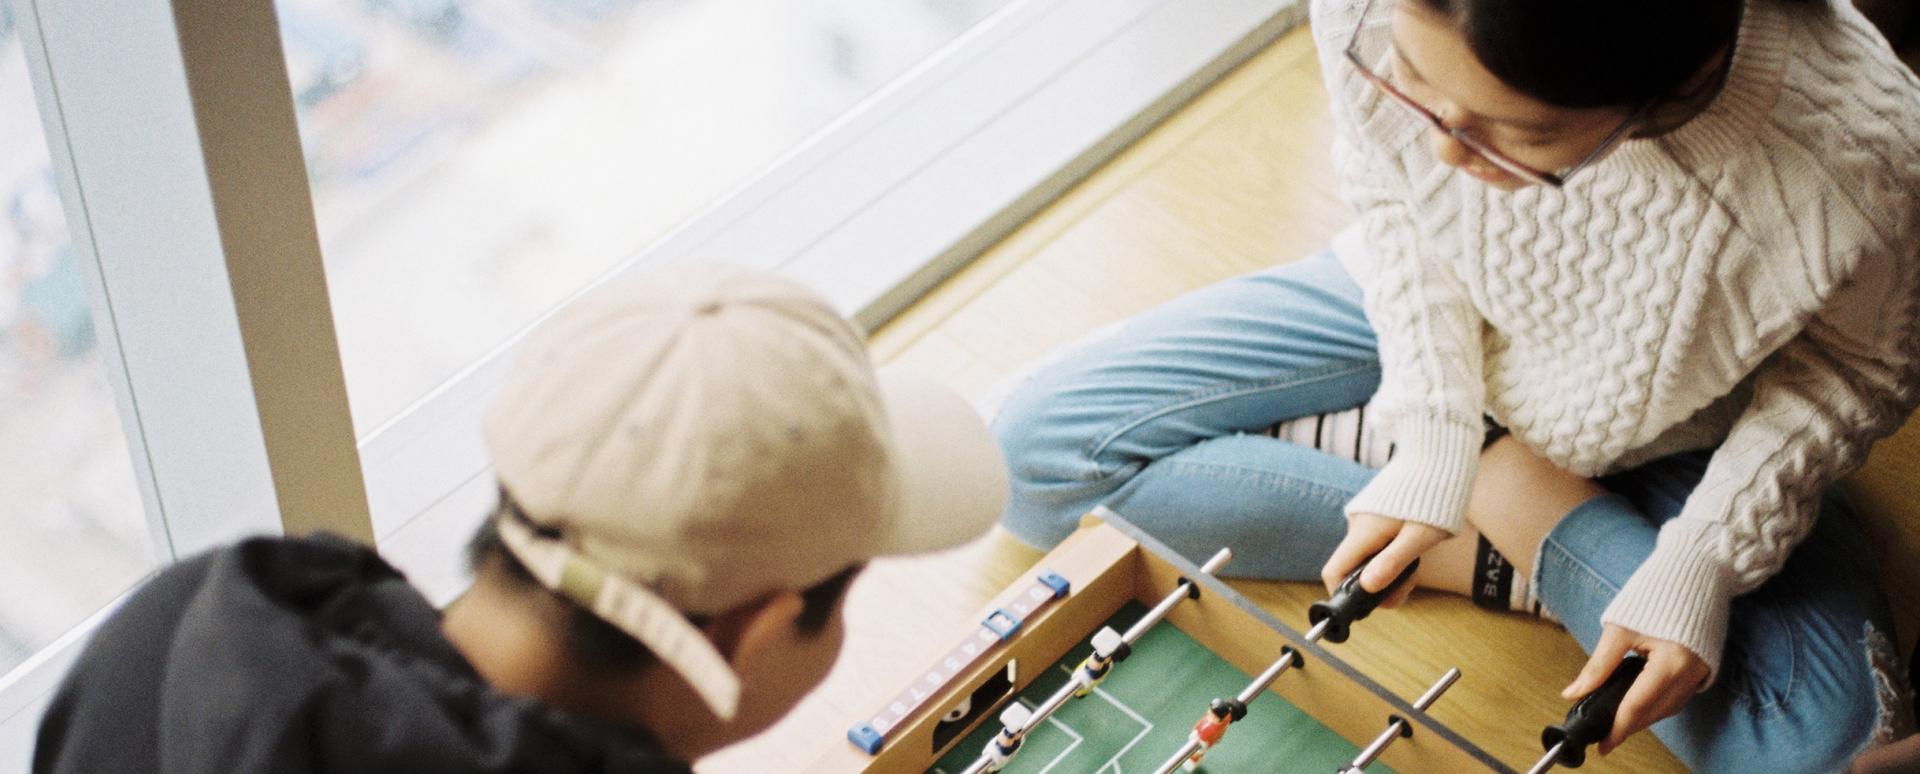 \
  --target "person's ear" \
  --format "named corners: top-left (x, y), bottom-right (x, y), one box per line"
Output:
top-left (702, 591), bottom-right (805, 670)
